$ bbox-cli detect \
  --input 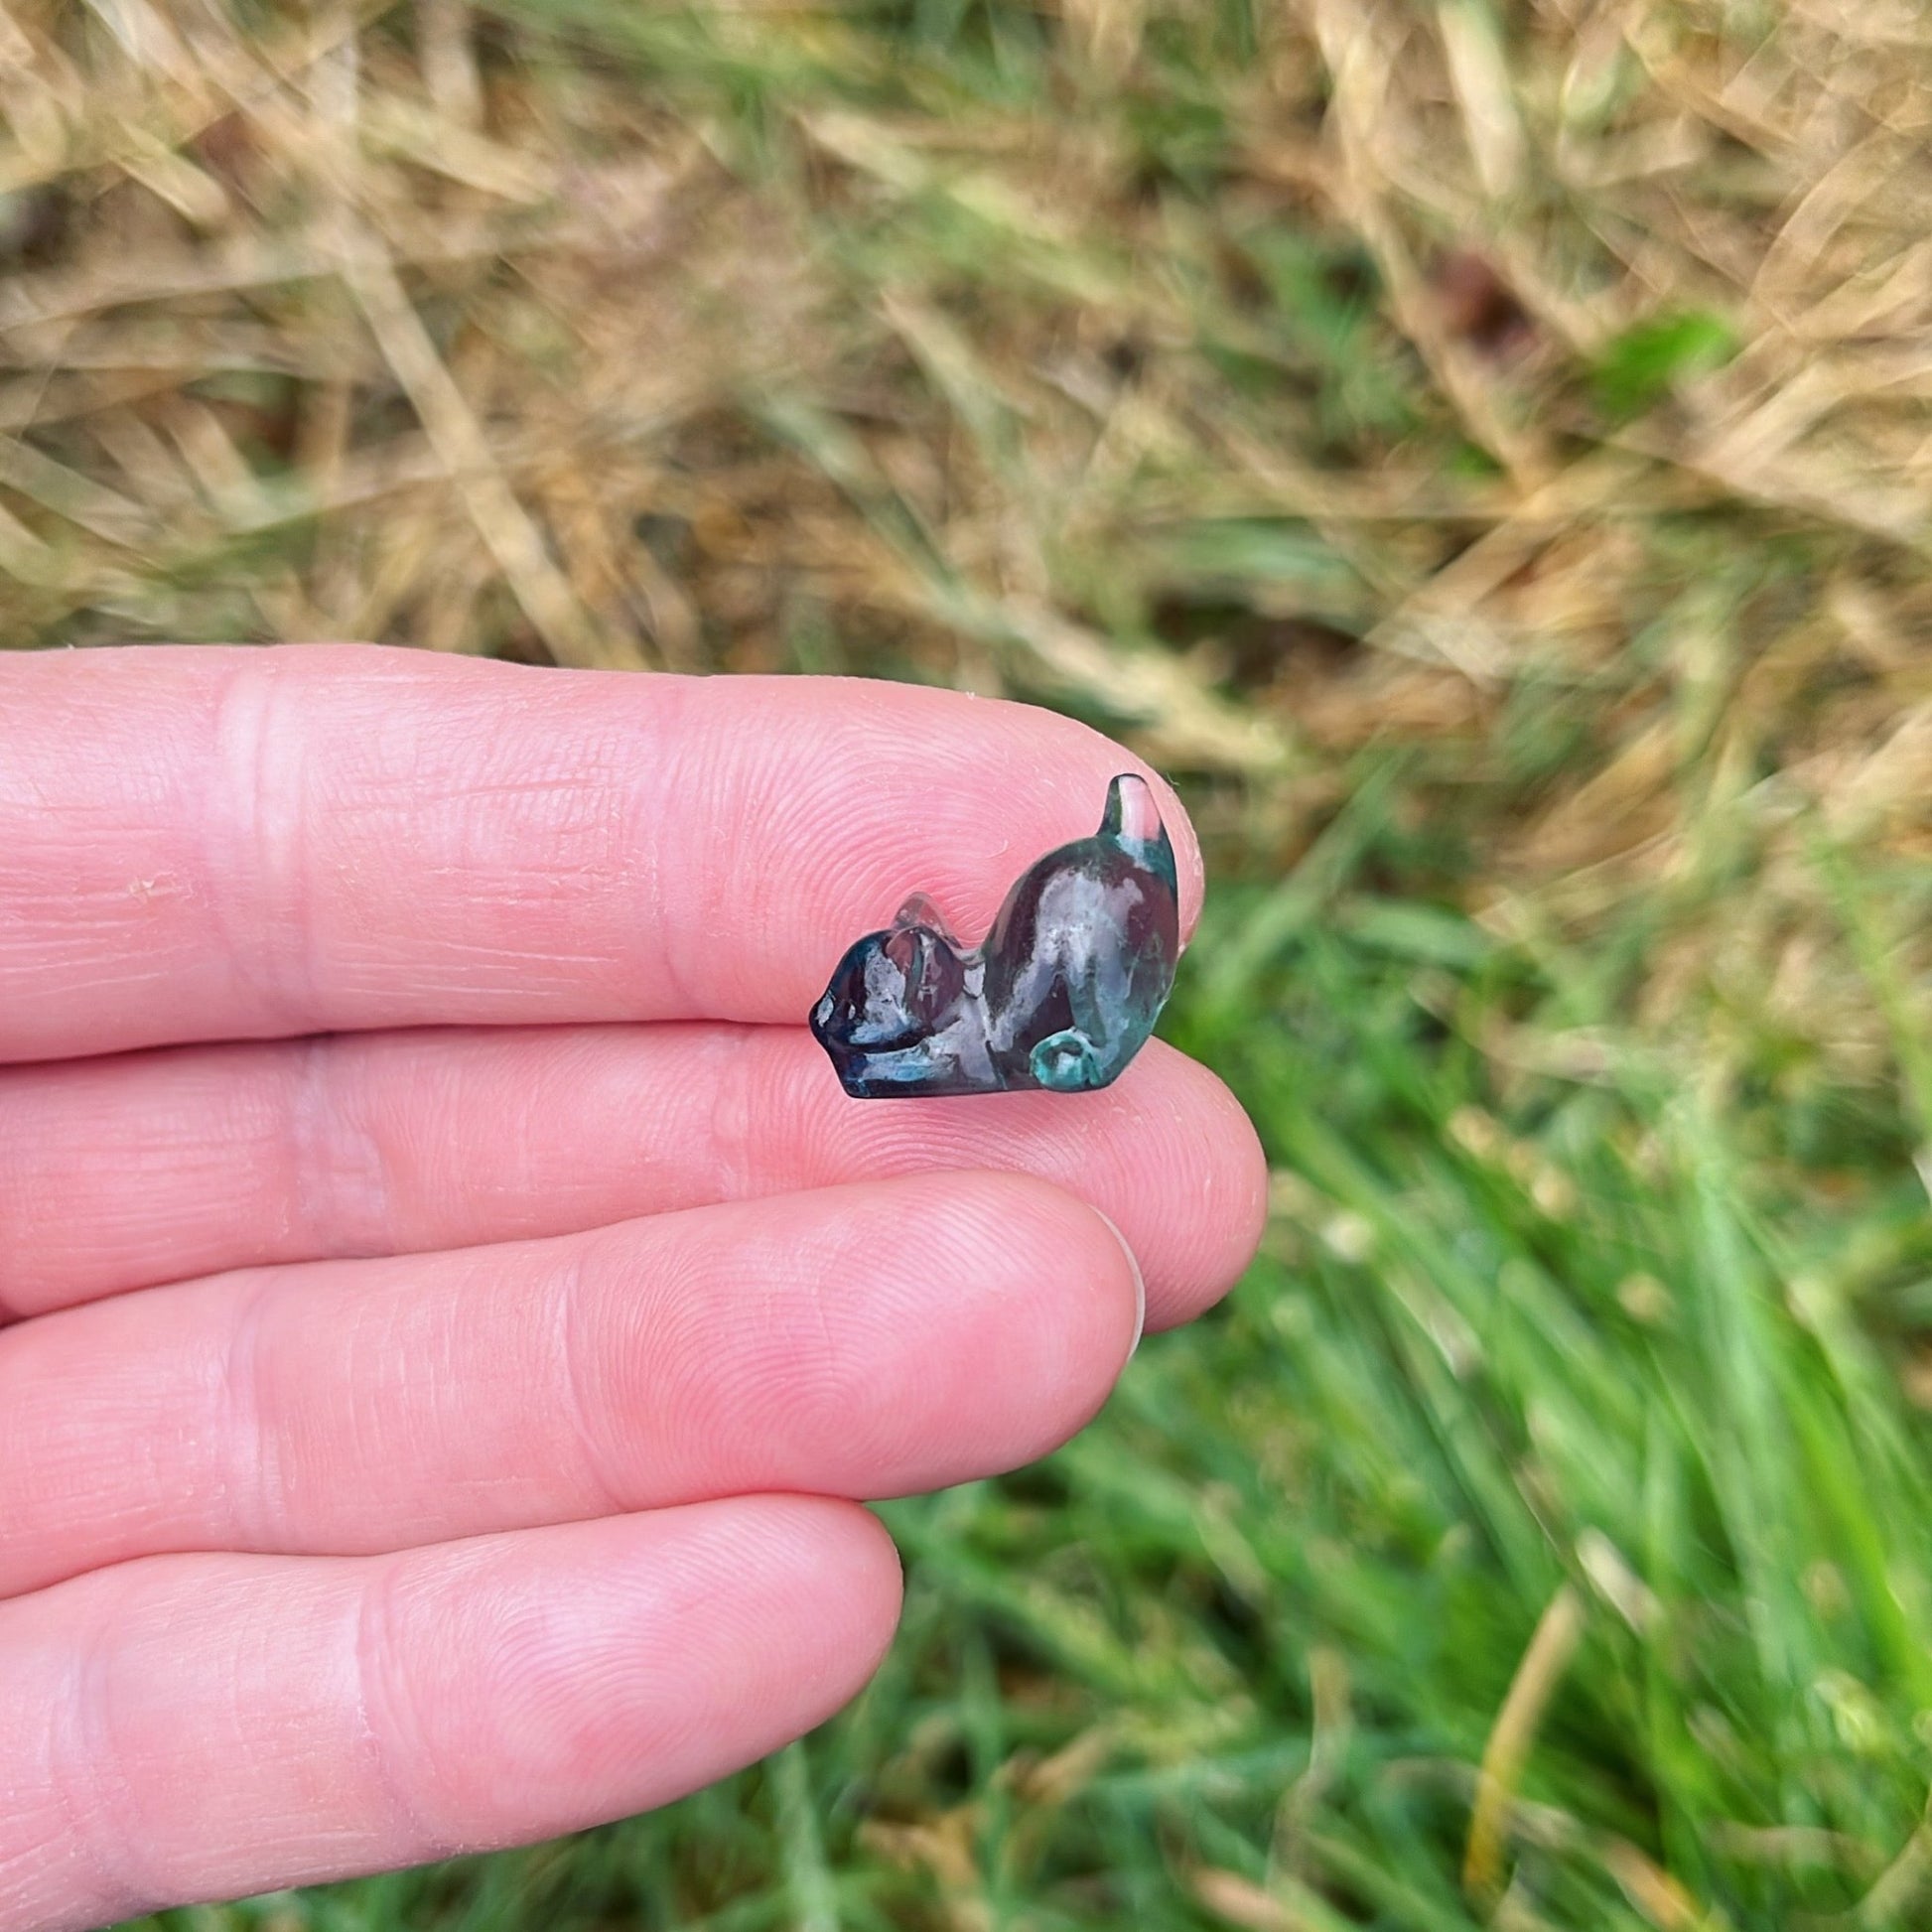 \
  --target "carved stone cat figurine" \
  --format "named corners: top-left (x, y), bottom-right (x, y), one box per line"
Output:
top-left (809, 773), bottom-right (1179, 1097)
